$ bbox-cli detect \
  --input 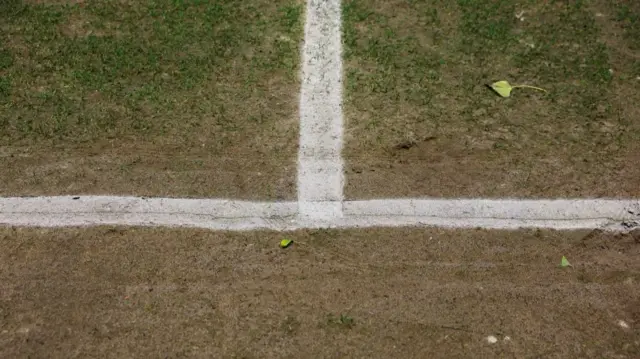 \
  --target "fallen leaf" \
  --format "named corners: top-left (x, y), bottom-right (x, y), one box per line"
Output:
top-left (280, 239), bottom-right (293, 248)
top-left (489, 80), bottom-right (513, 97)
top-left (560, 256), bottom-right (572, 267)
top-left (489, 80), bottom-right (547, 98)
